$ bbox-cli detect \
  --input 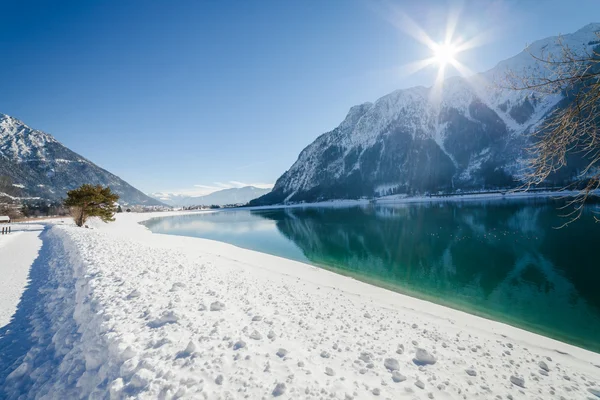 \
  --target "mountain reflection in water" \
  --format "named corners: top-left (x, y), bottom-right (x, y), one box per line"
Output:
top-left (142, 199), bottom-right (600, 352)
